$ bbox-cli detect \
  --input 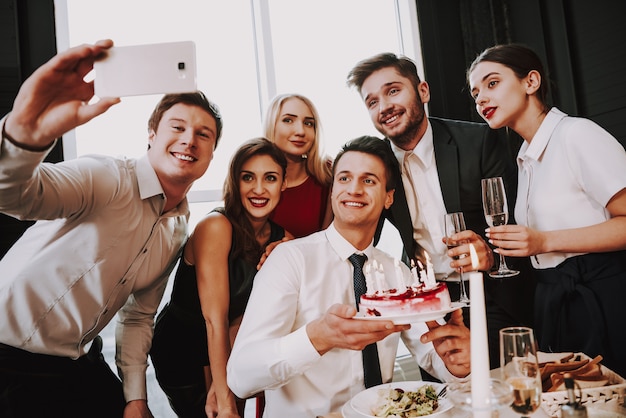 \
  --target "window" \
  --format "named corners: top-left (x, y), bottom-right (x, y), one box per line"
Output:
top-left (54, 0), bottom-right (424, 229)
top-left (54, 3), bottom-right (421, 414)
